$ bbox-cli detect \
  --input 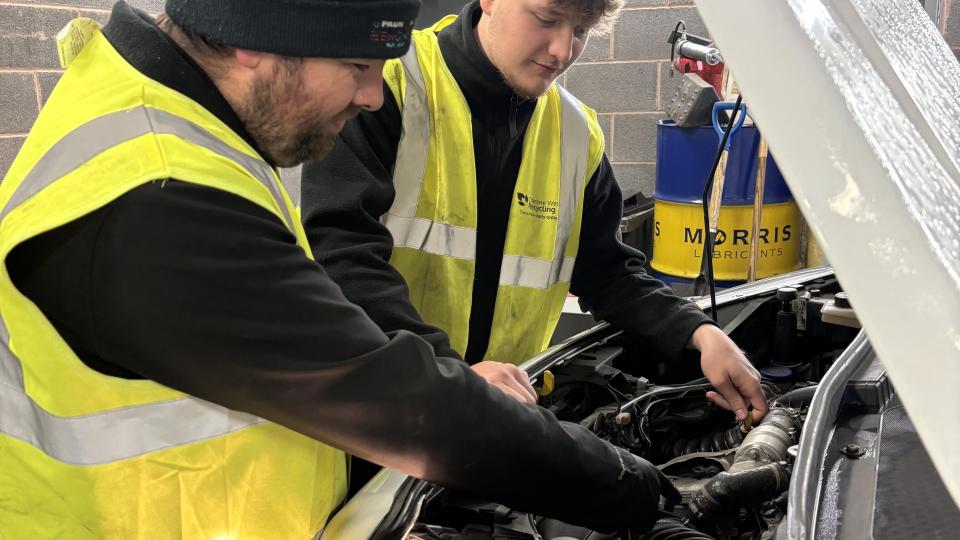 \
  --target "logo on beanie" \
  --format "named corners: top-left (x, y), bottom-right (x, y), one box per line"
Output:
top-left (370, 19), bottom-right (414, 48)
